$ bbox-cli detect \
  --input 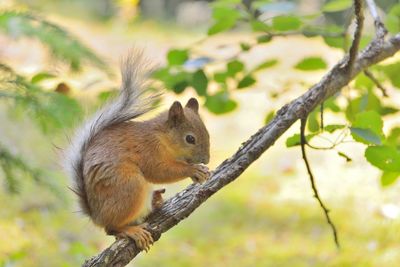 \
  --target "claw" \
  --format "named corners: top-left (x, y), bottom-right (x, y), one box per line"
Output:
top-left (190, 164), bottom-right (210, 184)
top-left (118, 224), bottom-right (153, 251)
